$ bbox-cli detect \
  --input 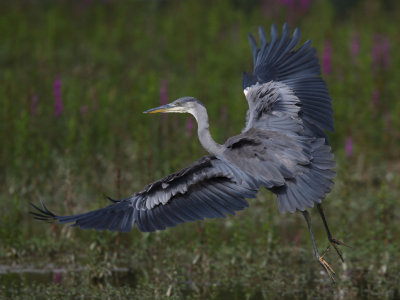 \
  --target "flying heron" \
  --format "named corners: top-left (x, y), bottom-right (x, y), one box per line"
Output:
top-left (31, 24), bottom-right (348, 281)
